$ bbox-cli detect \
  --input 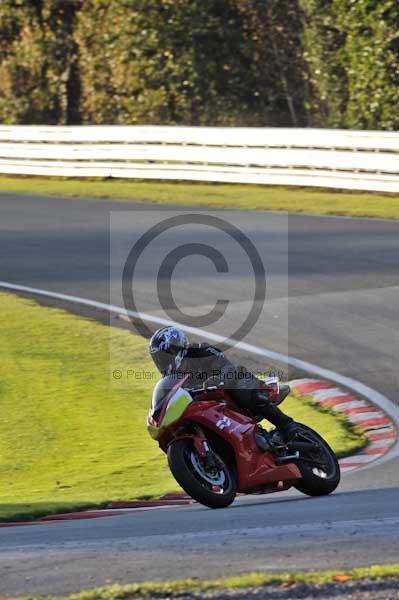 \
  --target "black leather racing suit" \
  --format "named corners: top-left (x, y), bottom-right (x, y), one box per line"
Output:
top-left (176, 343), bottom-right (293, 429)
